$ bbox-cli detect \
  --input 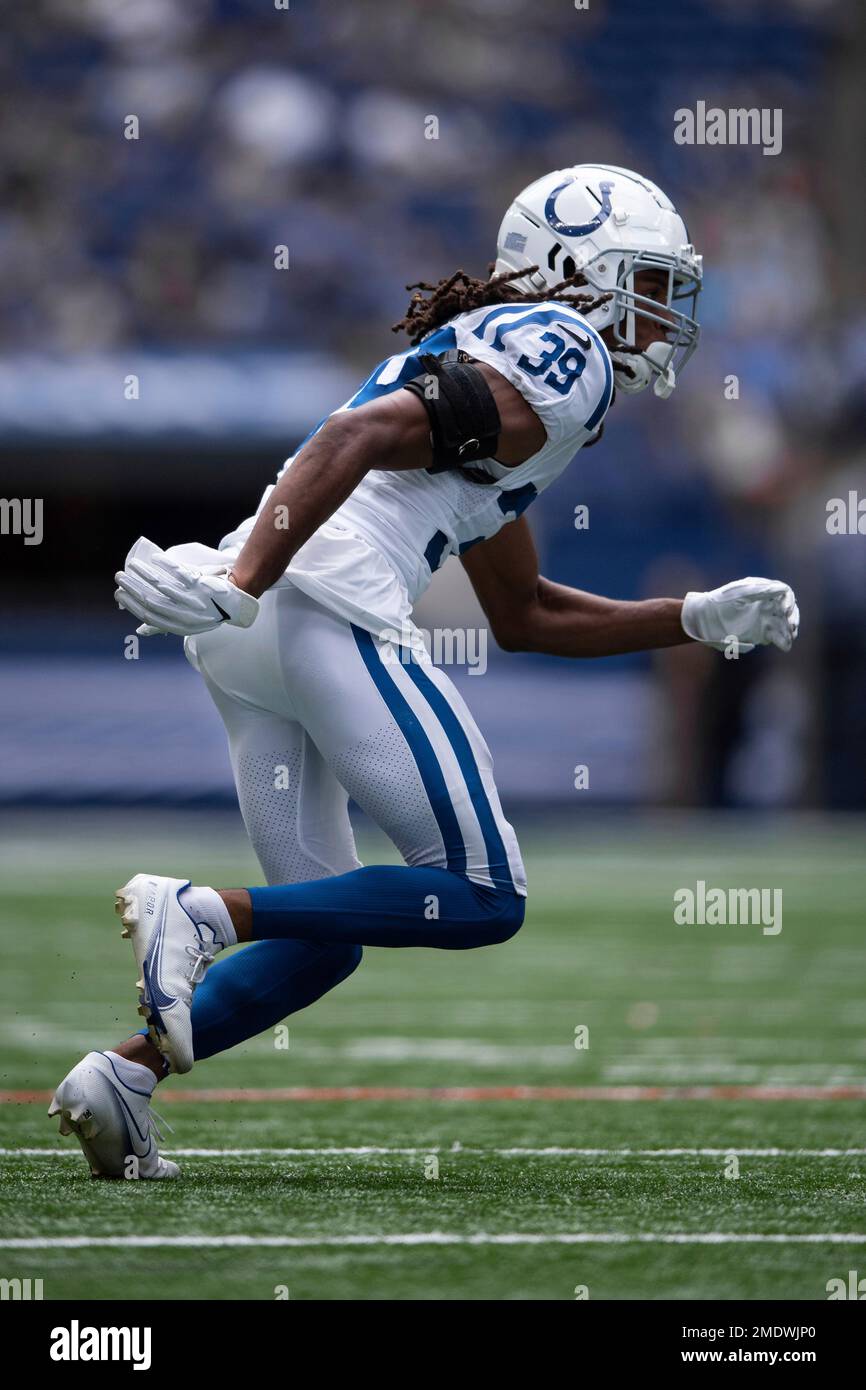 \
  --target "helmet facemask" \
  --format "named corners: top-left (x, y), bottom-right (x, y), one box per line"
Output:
top-left (577, 245), bottom-right (702, 397)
